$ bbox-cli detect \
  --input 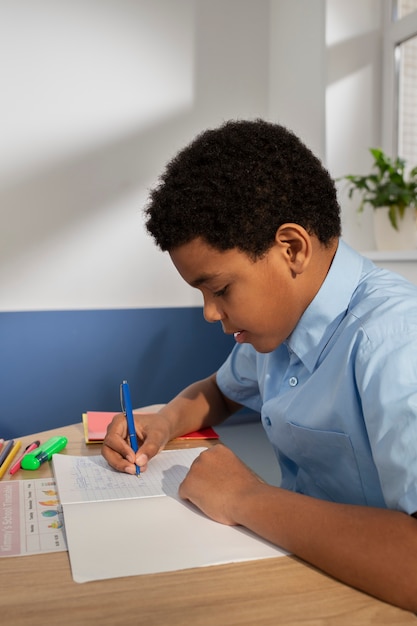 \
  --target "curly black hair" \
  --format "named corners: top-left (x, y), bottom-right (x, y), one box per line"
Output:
top-left (145, 119), bottom-right (341, 257)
